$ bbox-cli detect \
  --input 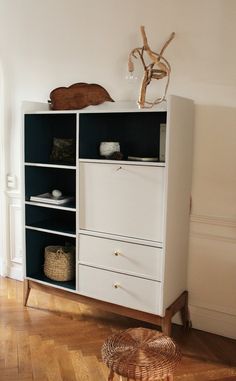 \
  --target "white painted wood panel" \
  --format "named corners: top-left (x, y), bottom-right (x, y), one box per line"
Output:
top-left (79, 163), bottom-right (164, 242)
top-left (189, 220), bottom-right (236, 316)
top-left (162, 95), bottom-right (194, 309)
top-left (9, 203), bottom-right (23, 264)
top-left (79, 234), bottom-right (163, 280)
top-left (7, 194), bottom-right (23, 280)
top-left (78, 265), bottom-right (162, 315)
